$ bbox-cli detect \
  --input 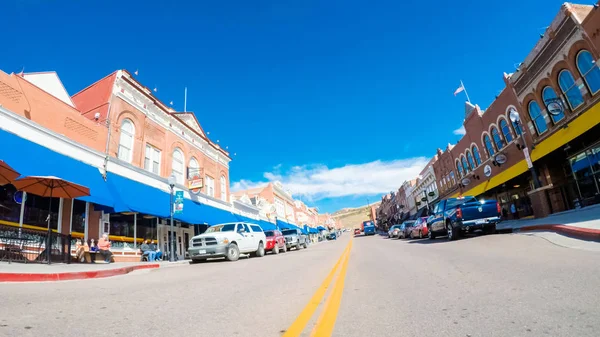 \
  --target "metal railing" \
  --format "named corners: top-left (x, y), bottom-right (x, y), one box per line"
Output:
top-left (0, 224), bottom-right (71, 264)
